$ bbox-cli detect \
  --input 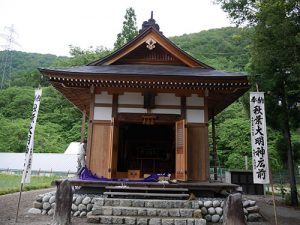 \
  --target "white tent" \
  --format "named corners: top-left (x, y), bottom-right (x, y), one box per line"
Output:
top-left (64, 142), bottom-right (81, 154)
